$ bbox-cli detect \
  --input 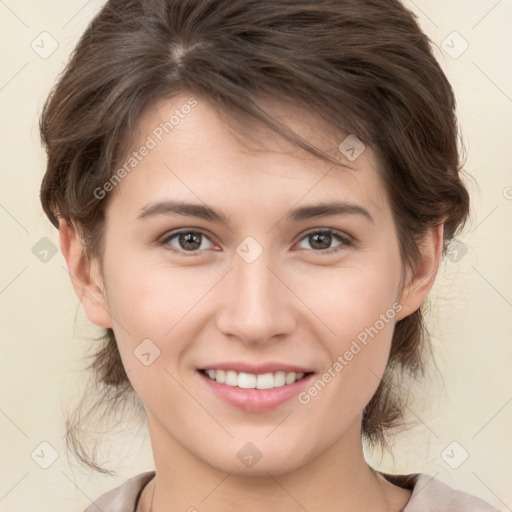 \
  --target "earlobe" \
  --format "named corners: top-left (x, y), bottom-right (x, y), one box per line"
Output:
top-left (58, 217), bottom-right (112, 329)
top-left (395, 223), bottom-right (444, 322)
